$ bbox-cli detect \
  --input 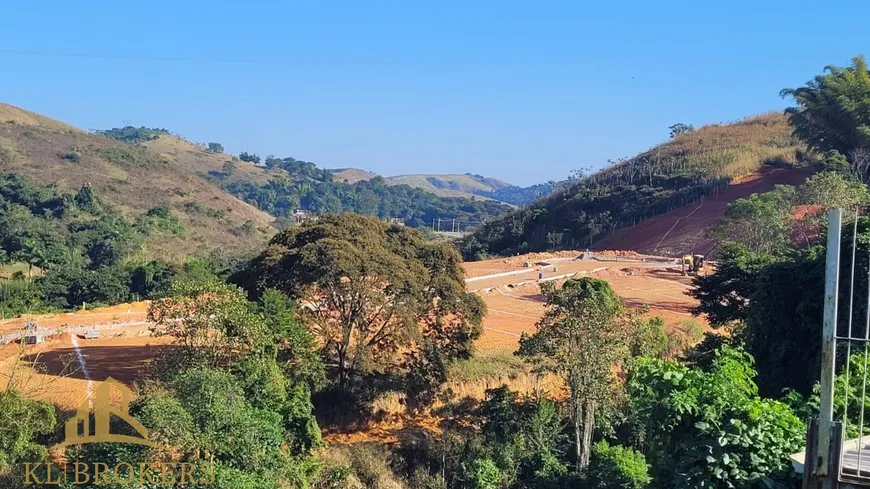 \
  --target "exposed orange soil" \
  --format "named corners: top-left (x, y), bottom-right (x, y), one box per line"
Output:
top-left (0, 301), bottom-right (149, 335)
top-left (592, 167), bottom-right (814, 256)
top-left (0, 325), bottom-right (172, 411)
top-left (462, 250), bottom-right (583, 277)
top-left (474, 263), bottom-right (703, 353)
